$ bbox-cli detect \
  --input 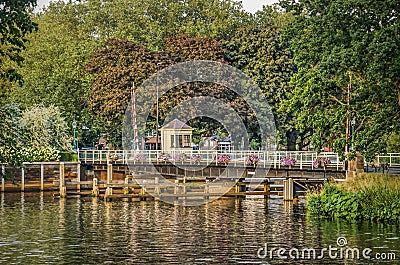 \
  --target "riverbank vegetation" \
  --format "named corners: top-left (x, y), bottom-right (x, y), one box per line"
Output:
top-left (1, 0), bottom-right (399, 165)
top-left (307, 174), bottom-right (400, 223)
